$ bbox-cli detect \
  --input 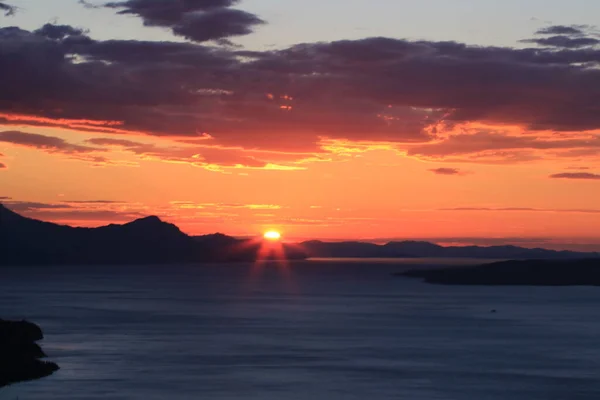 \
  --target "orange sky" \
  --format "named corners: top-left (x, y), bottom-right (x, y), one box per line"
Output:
top-left (2, 124), bottom-right (600, 246)
top-left (2, 1), bottom-right (600, 249)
